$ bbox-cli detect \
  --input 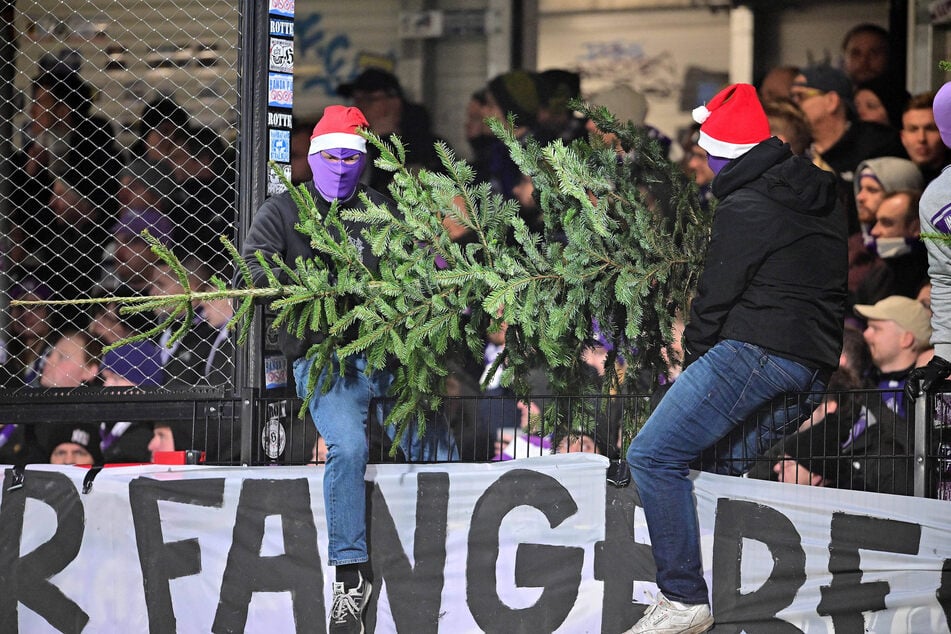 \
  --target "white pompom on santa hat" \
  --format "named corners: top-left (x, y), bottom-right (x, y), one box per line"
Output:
top-left (691, 83), bottom-right (770, 159)
top-left (308, 105), bottom-right (369, 155)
